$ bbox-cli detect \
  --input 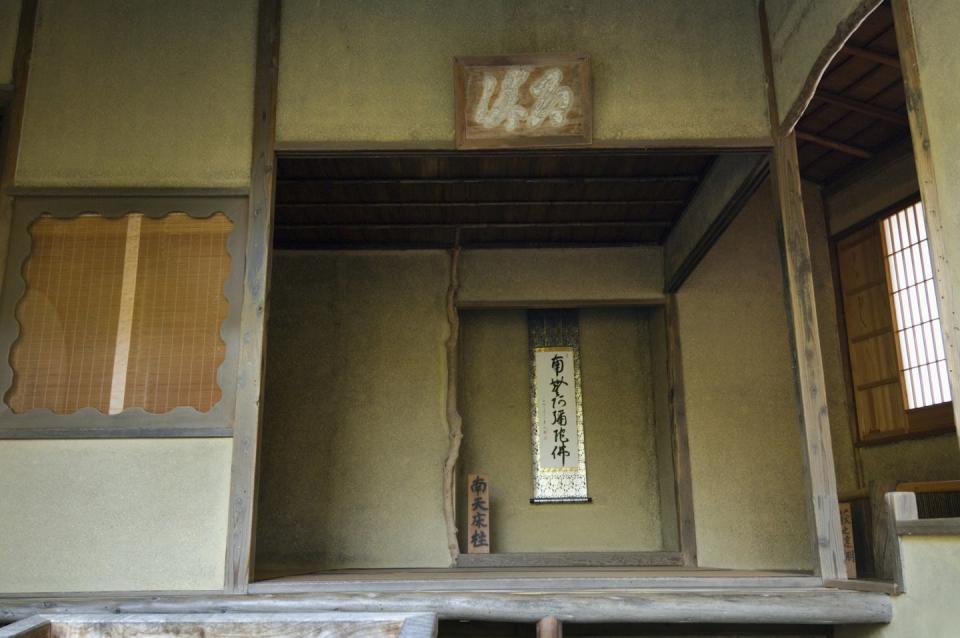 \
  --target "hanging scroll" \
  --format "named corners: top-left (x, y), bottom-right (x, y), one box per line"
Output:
top-left (528, 310), bottom-right (589, 503)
